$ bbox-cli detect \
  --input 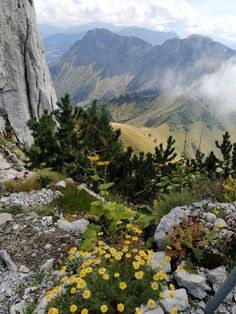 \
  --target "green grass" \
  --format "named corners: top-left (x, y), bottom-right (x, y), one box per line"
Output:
top-left (153, 190), bottom-right (199, 223)
top-left (53, 184), bottom-right (96, 215)
top-left (5, 169), bottom-right (65, 192)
